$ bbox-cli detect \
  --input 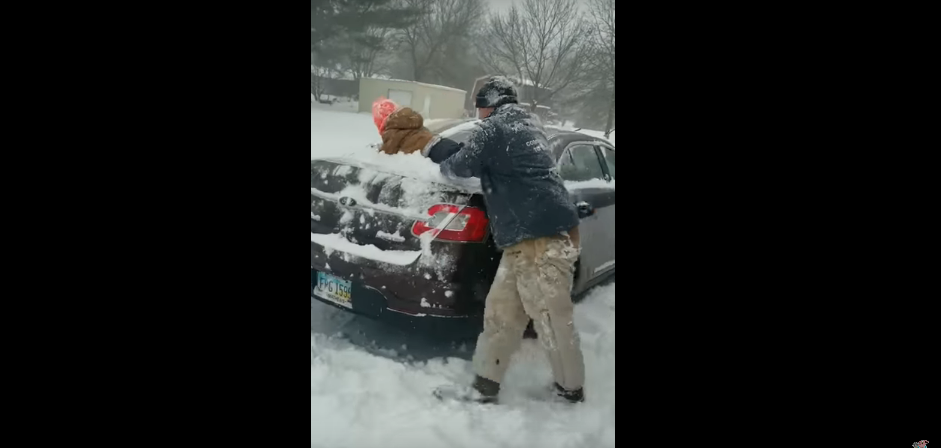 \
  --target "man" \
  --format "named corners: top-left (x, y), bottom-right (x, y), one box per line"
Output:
top-left (437, 76), bottom-right (586, 404)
